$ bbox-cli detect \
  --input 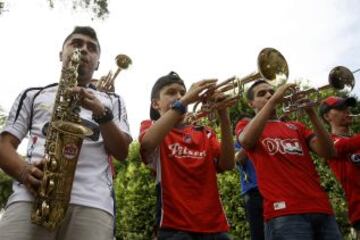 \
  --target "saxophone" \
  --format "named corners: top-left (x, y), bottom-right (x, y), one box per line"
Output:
top-left (31, 49), bottom-right (93, 230)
